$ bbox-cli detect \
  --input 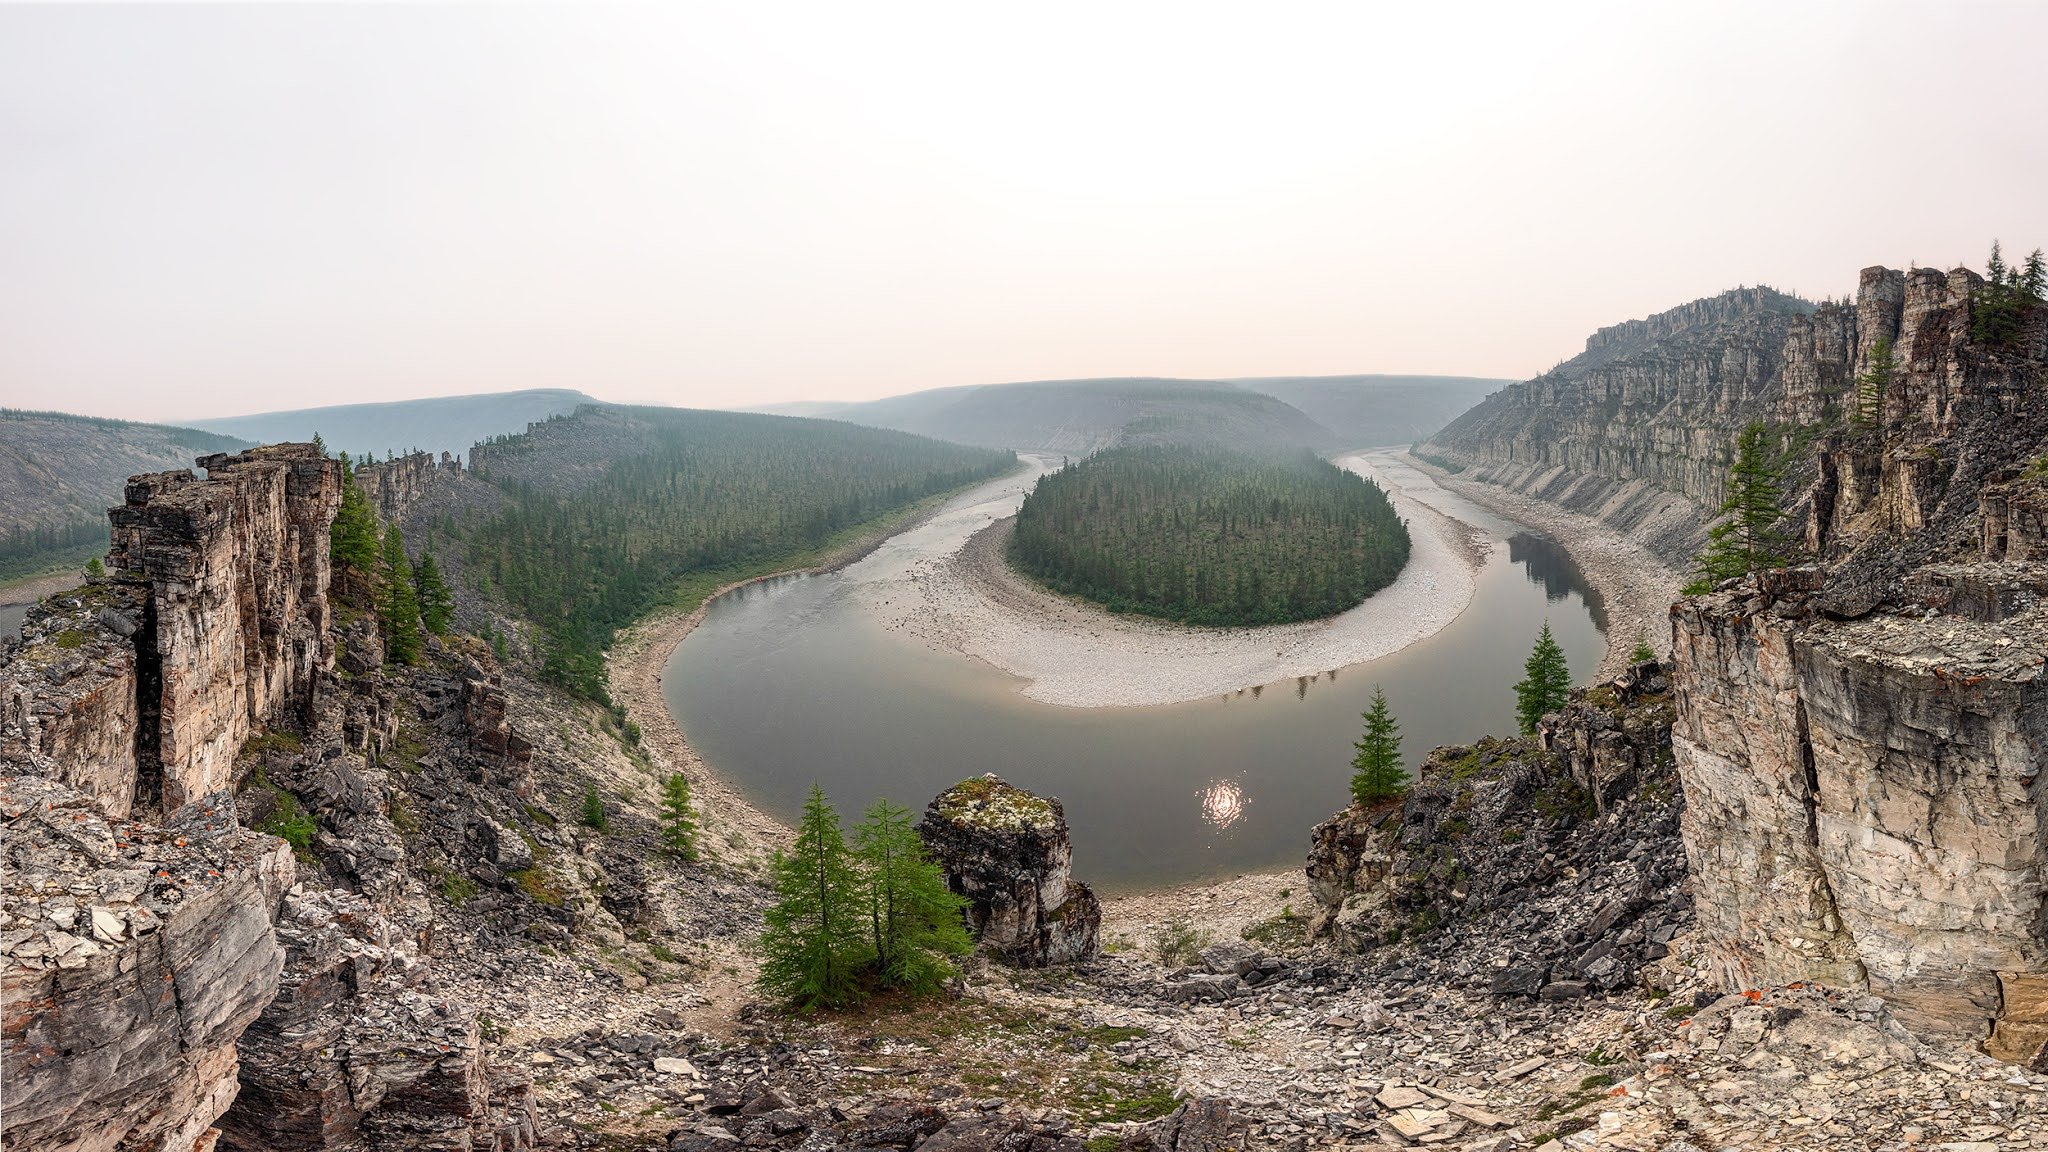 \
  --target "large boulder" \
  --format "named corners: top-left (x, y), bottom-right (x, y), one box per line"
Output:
top-left (918, 775), bottom-right (1100, 966)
